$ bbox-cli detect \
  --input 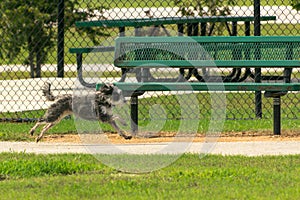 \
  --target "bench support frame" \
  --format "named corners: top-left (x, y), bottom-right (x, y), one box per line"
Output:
top-left (273, 97), bottom-right (281, 135)
top-left (128, 93), bottom-right (285, 136)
